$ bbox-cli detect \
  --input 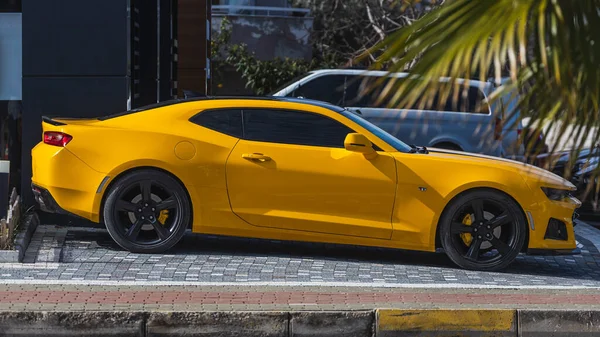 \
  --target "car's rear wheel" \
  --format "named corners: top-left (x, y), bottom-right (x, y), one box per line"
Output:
top-left (103, 169), bottom-right (190, 253)
top-left (439, 190), bottom-right (527, 271)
